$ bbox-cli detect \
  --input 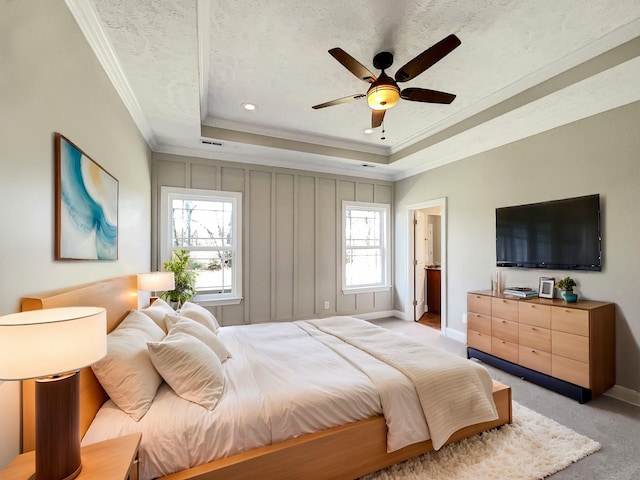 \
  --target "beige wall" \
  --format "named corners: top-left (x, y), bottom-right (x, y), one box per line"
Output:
top-left (152, 152), bottom-right (394, 325)
top-left (395, 101), bottom-right (640, 394)
top-left (0, 0), bottom-right (151, 467)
